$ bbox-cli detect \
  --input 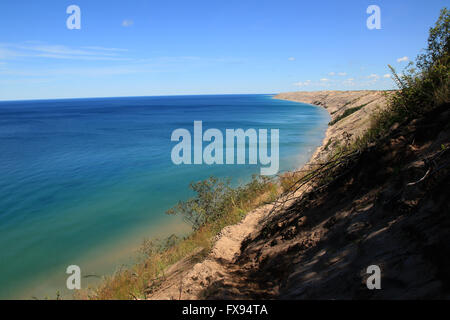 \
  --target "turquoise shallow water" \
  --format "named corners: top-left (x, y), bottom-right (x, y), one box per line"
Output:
top-left (0, 94), bottom-right (329, 299)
